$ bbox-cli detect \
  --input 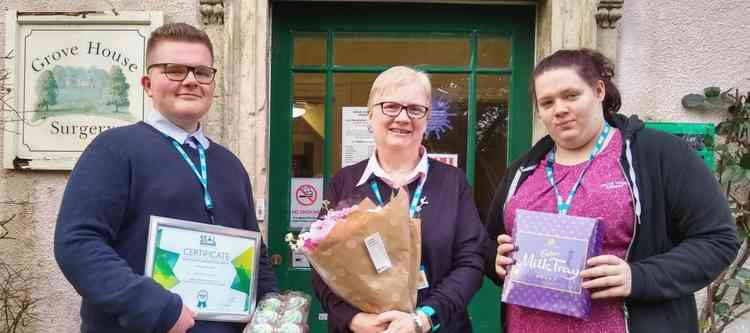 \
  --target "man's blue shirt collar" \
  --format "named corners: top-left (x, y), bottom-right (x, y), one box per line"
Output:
top-left (145, 111), bottom-right (210, 149)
